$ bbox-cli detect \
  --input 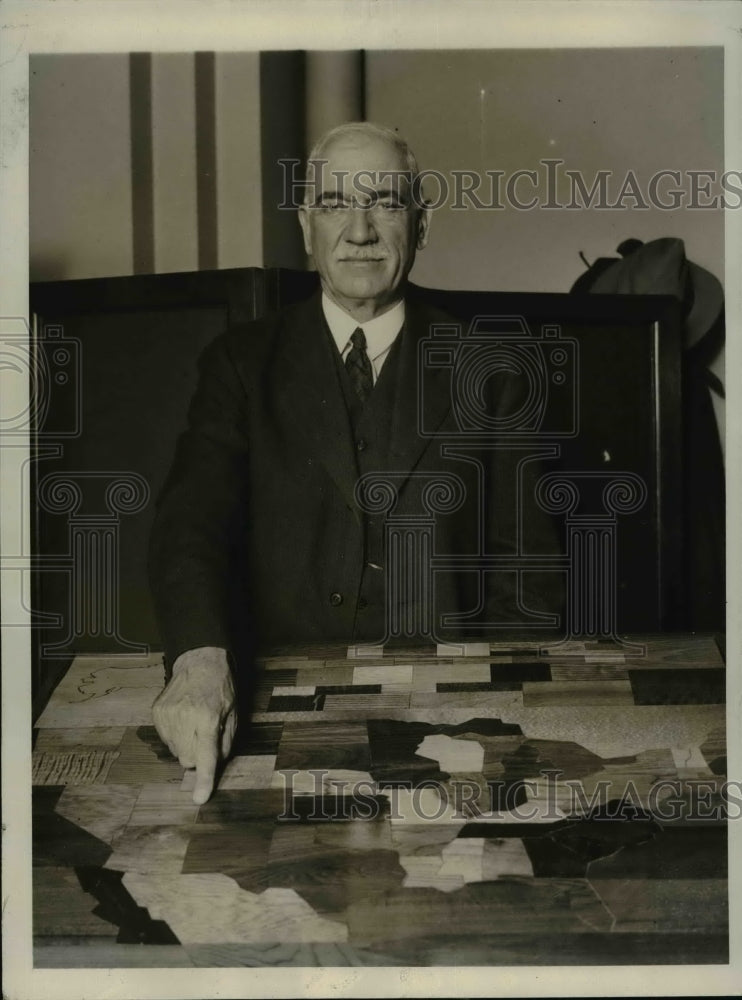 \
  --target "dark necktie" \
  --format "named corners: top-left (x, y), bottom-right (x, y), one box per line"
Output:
top-left (345, 327), bottom-right (374, 404)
